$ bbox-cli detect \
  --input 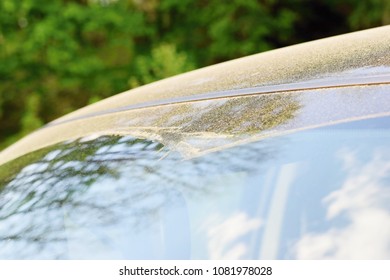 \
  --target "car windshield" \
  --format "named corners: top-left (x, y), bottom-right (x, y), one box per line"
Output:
top-left (0, 115), bottom-right (389, 259)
